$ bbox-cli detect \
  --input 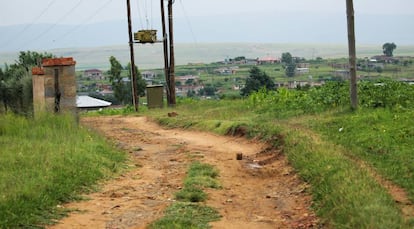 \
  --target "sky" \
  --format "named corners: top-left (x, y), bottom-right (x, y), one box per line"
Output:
top-left (0, 0), bottom-right (414, 52)
top-left (2, 0), bottom-right (414, 26)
